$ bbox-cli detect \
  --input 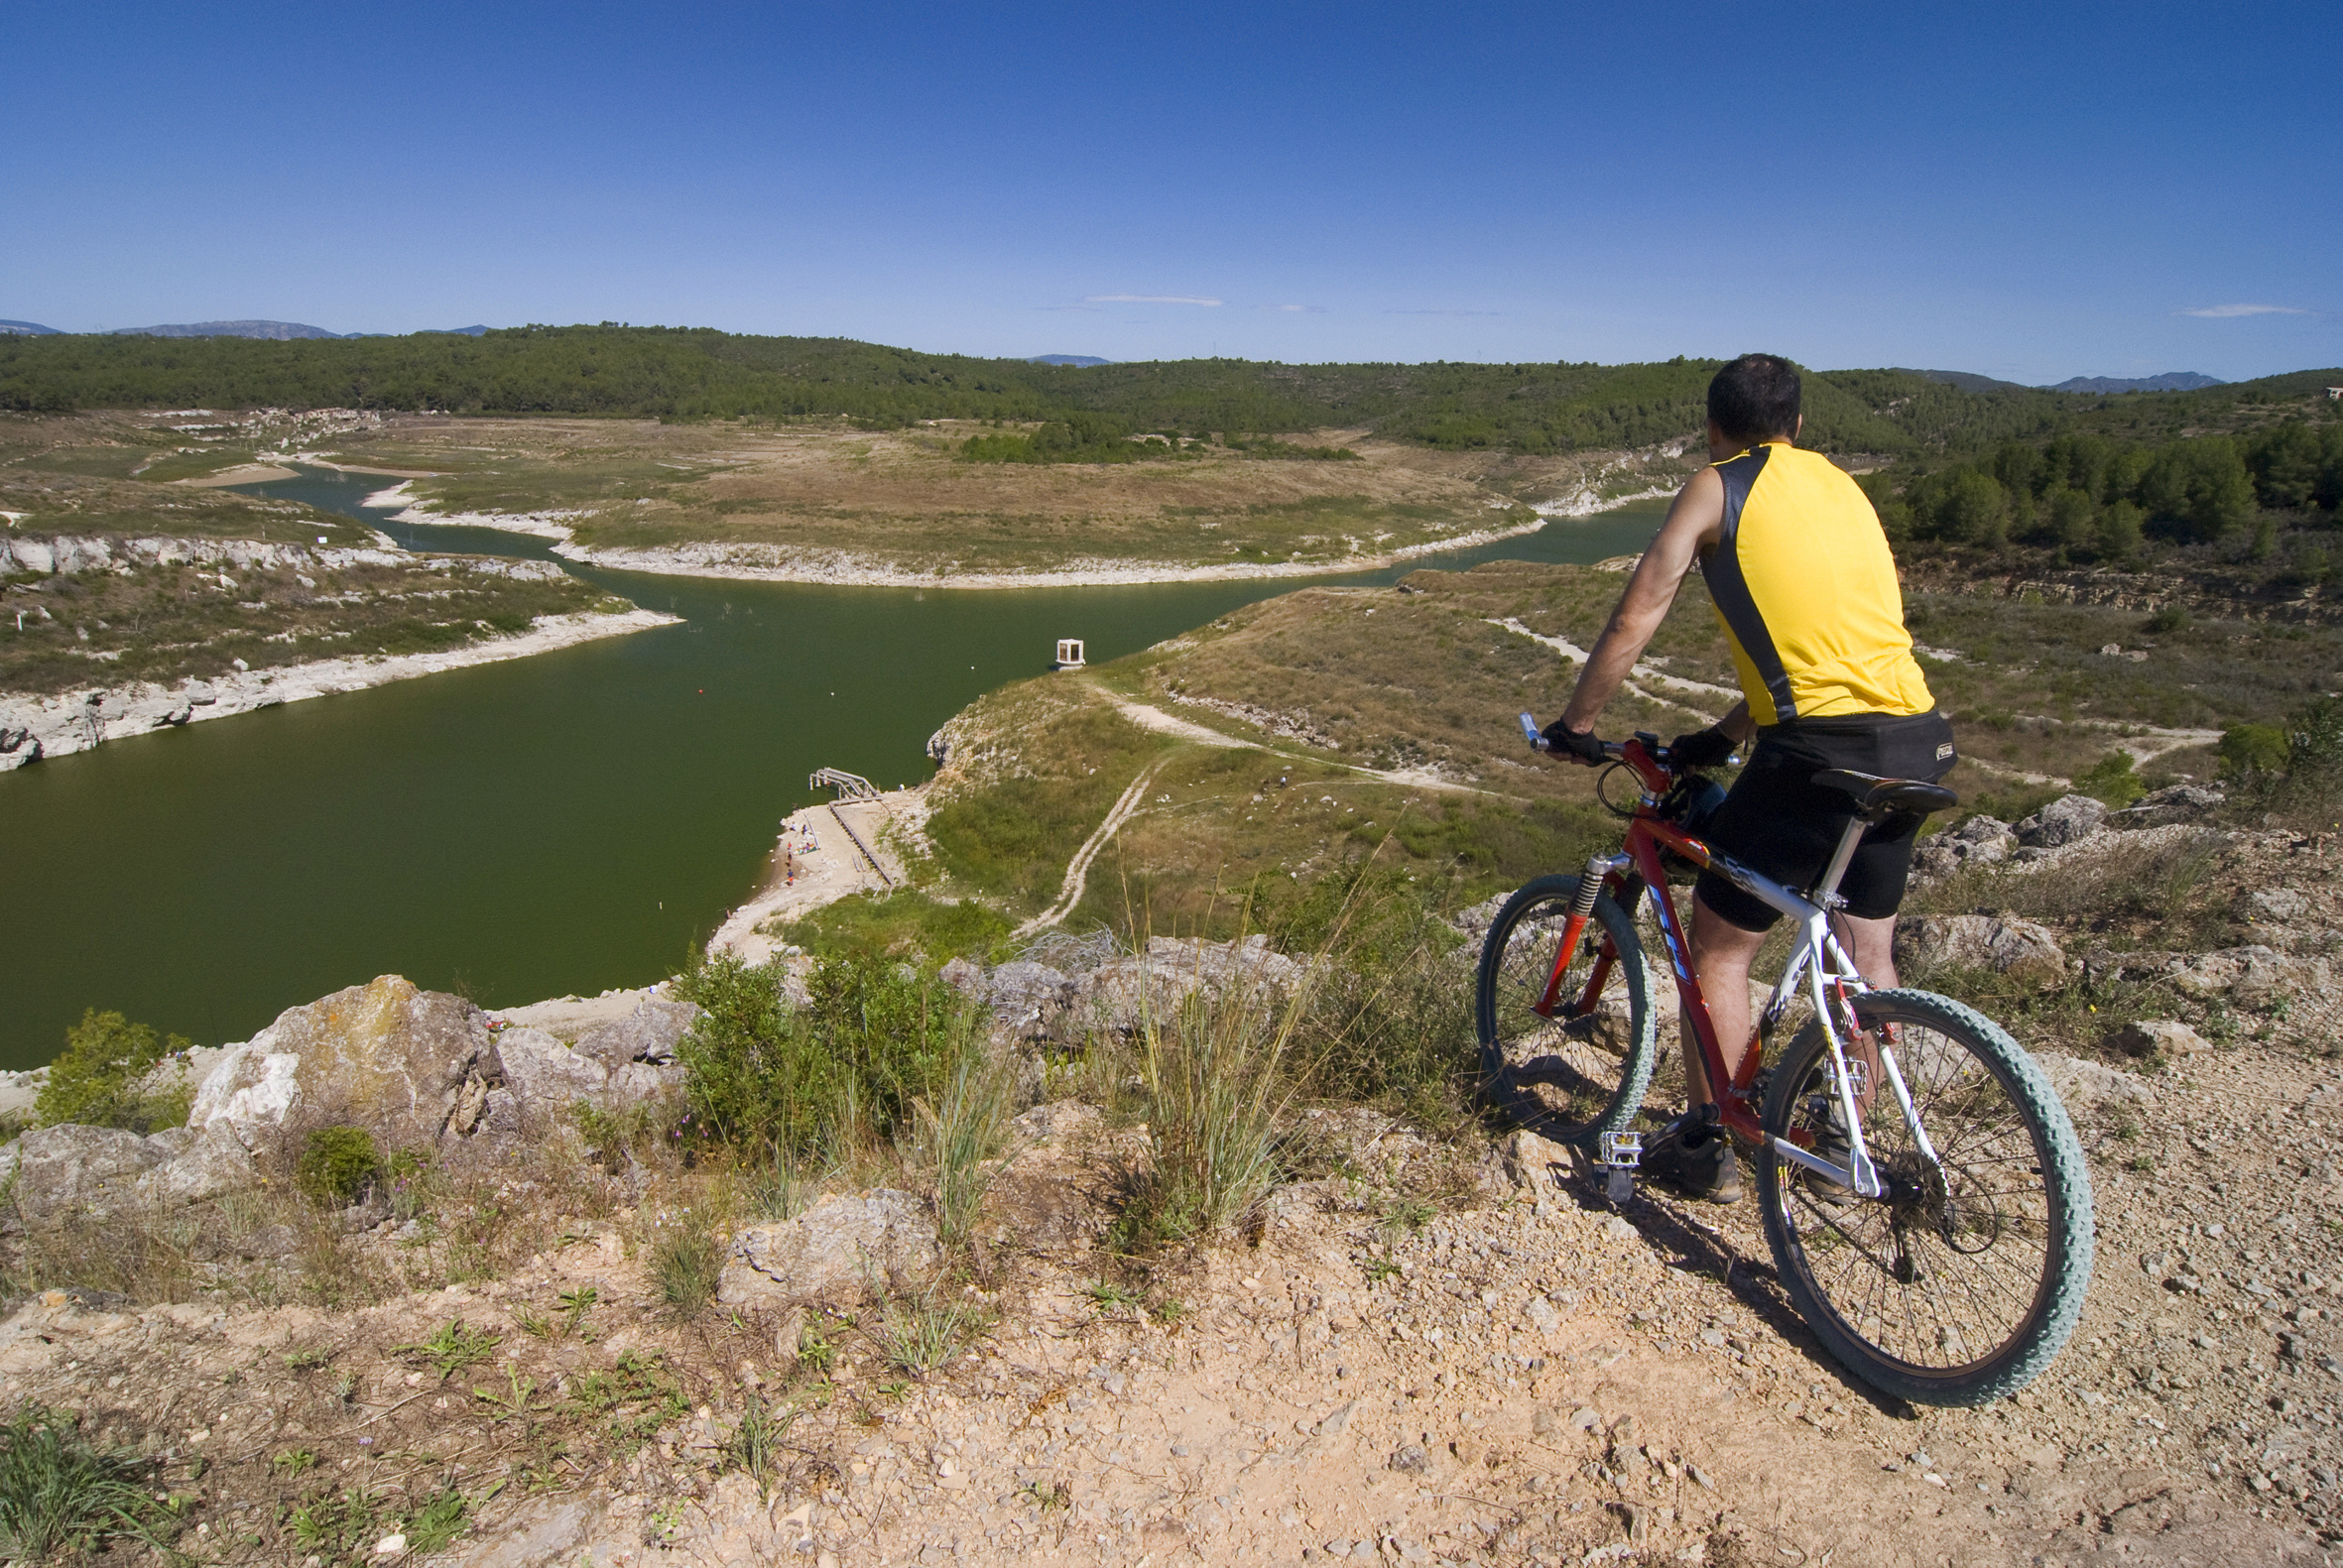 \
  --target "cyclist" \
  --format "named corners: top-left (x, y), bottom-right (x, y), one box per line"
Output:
top-left (1543, 353), bottom-right (1955, 1204)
